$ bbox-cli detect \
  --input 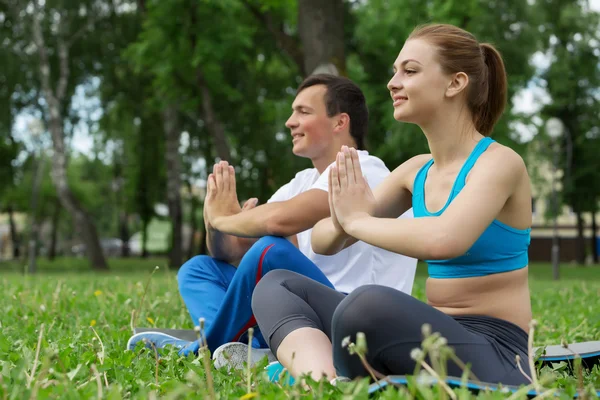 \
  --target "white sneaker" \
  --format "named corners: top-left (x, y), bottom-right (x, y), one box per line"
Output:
top-left (330, 376), bottom-right (351, 386)
top-left (212, 342), bottom-right (277, 370)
